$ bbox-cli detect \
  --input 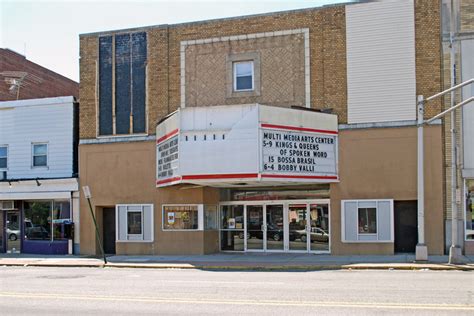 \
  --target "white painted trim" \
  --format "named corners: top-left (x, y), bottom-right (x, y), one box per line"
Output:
top-left (31, 142), bottom-right (48, 169)
top-left (340, 199), bottom-right (394, 243)
top-left (115, 203), bottom-right (154, 243)
top-left (180, 28), bottom-right (310, 109)
top-left (0, 191), bottom-right (73, 200)
top-left (80, 134), bottom-right (154, 145)
top-left (0, 96), bottom-right (75, 109)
